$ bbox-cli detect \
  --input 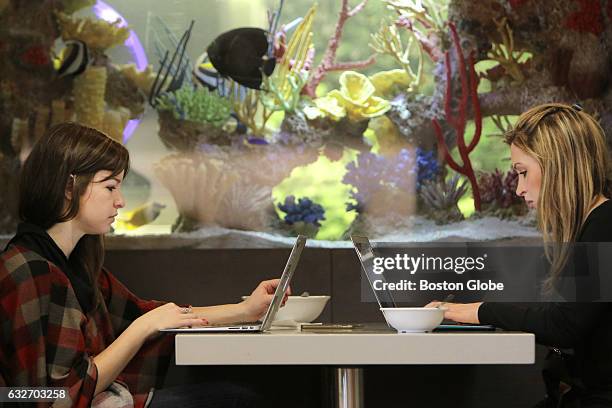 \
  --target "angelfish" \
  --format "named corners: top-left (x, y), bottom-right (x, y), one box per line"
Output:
top-left (206, 27), bottom-right (276, 89)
